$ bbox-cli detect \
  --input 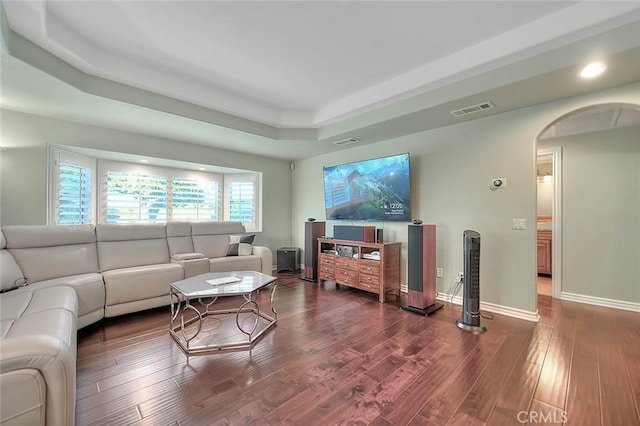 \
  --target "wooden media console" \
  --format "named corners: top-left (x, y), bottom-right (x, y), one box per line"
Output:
top-left (317, 238), bottom-right (401, 303)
